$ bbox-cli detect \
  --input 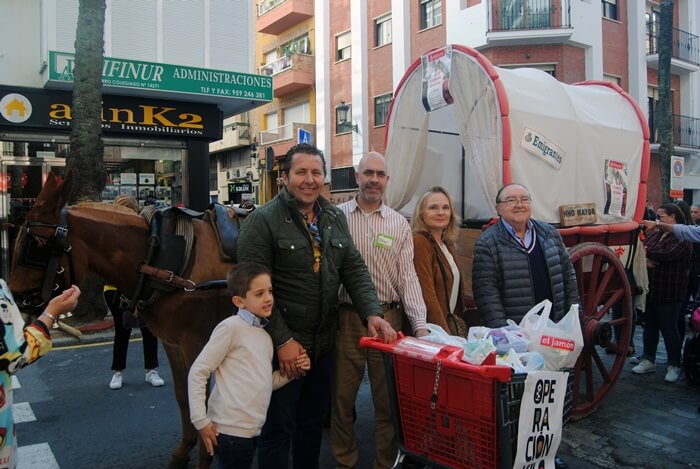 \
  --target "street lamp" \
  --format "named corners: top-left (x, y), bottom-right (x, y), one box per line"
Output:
top-left (337, 101), bottom-right (359, 133)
